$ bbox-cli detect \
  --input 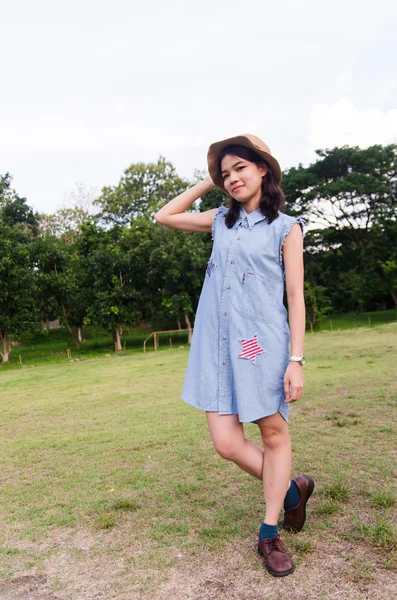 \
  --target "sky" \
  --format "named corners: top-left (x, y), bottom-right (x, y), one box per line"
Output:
top-left (1, 0), bottom-right (396, 214)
